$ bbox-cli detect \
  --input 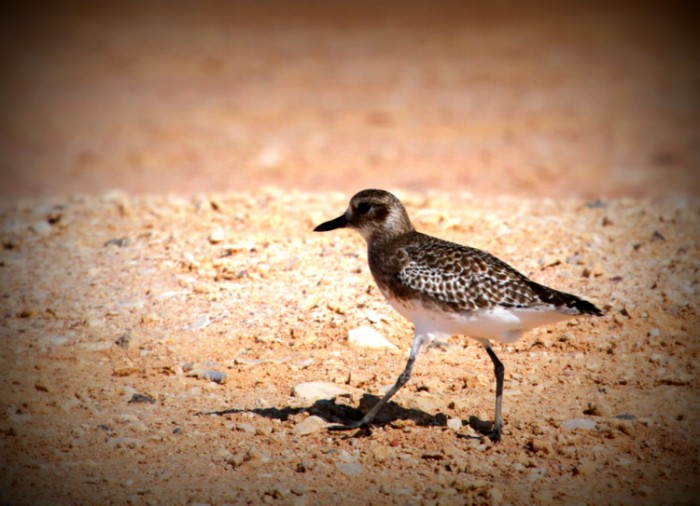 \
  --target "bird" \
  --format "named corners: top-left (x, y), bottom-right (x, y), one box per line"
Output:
top-left (313, 189), bottom-right (603, 441)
